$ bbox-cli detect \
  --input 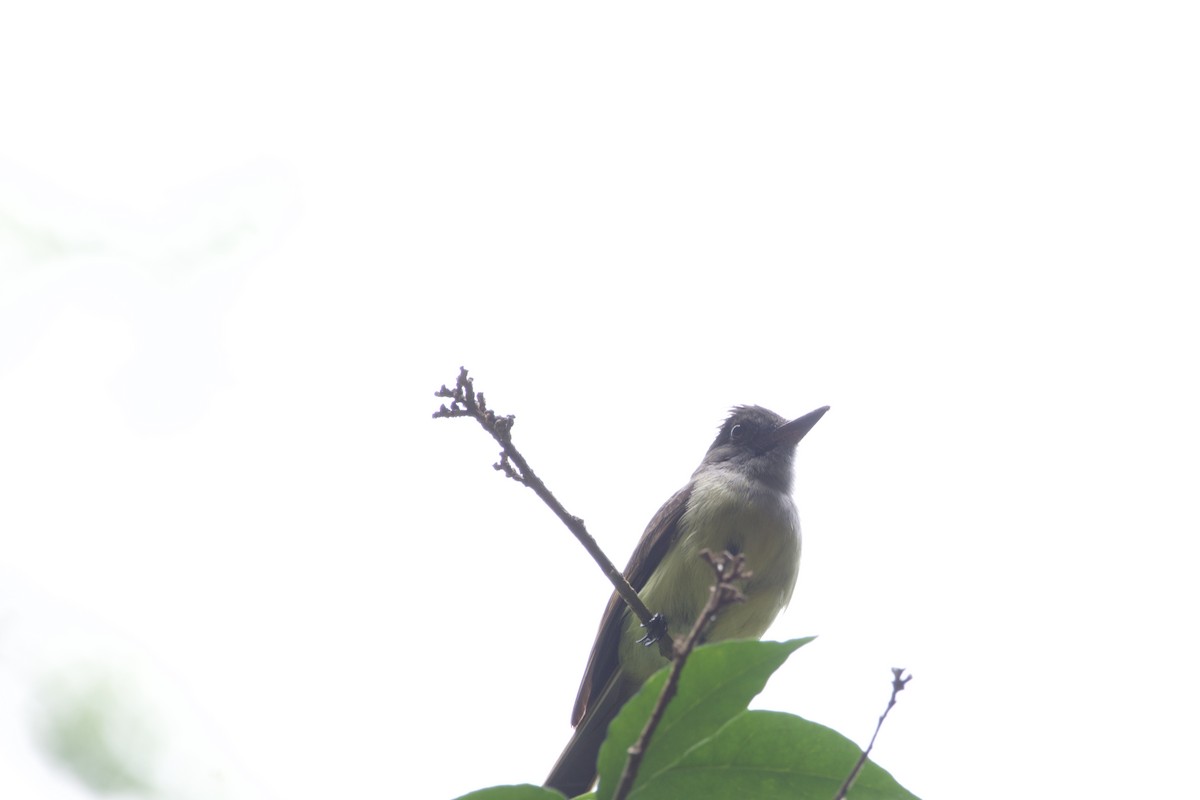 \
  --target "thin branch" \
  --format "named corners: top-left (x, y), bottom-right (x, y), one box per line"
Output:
top-left (611, 550), bottom-right (750, 800)
top-left (433, 367), bottom-right (672, 658)
top-left (833, 668), bottom-right (912, 800)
